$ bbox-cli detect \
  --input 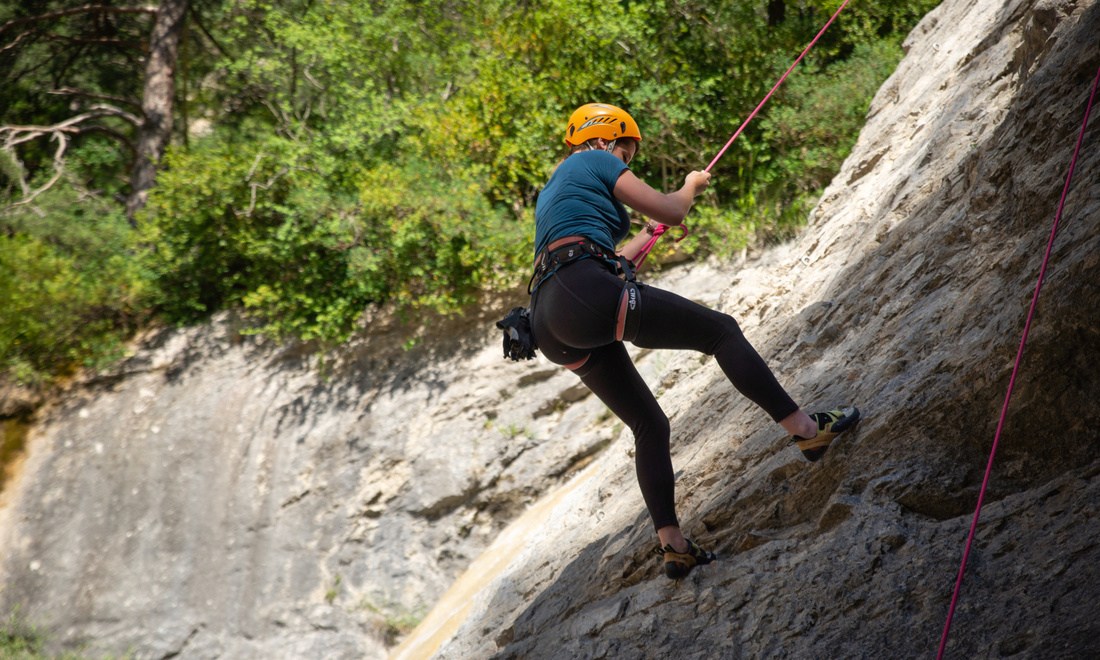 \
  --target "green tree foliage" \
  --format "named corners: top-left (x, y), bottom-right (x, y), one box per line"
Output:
top-left (139, 135), bottom-right (520, 342)
top-left (1, 180), bottom-right (147, 383)
top-left (1, 0), bottom-right (941, 382)
top-left (0, 2), bottom-right (152, 190)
